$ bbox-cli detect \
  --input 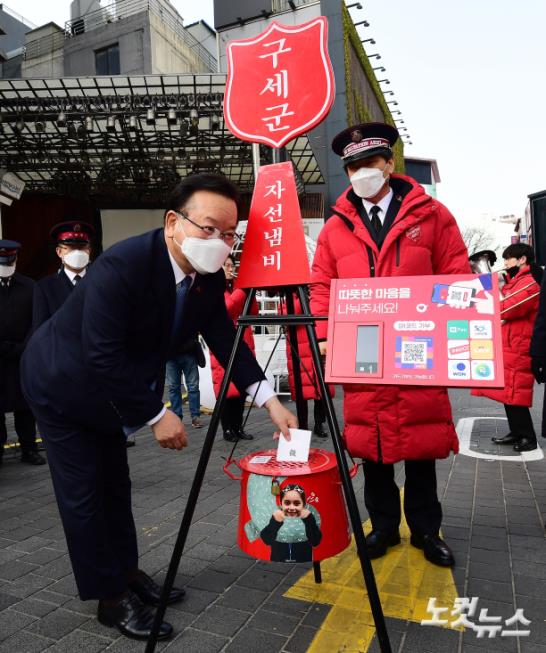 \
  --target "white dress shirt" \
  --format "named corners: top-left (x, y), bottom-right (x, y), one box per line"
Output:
top-left (362, 187), bottom-right (394, 225)
top-left (64, 267), bottom-right (87, 285)
top-left (148, 251), bottom-right (276, 427)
